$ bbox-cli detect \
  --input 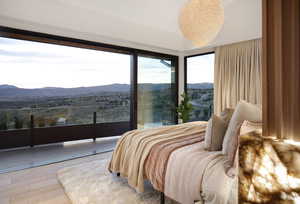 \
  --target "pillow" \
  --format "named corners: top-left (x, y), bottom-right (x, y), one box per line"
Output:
top-left (219, 108), bottom-right (235, 123)
top-left (224, 149), bottom-right (239, 178)
top-left (204, 108), bottom-right (234, 151)
top-left (240, 120), bottom-right (263, 135)
top-left (204, 115), bottom-right (227, 151)
top-left (222, 101), bottom-right (262, 170)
